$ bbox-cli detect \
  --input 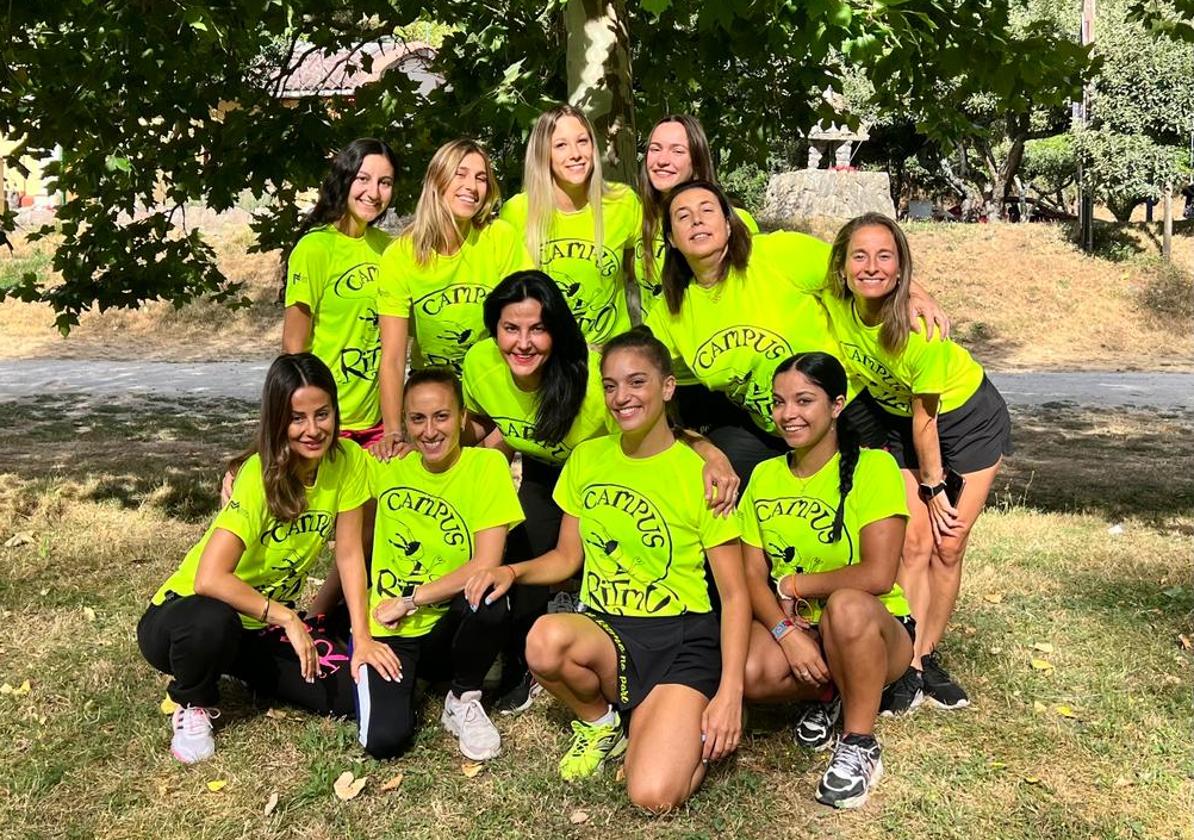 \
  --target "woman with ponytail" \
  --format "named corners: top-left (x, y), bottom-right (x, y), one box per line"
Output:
top-left (738, 352), bottom-right (913, 810)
